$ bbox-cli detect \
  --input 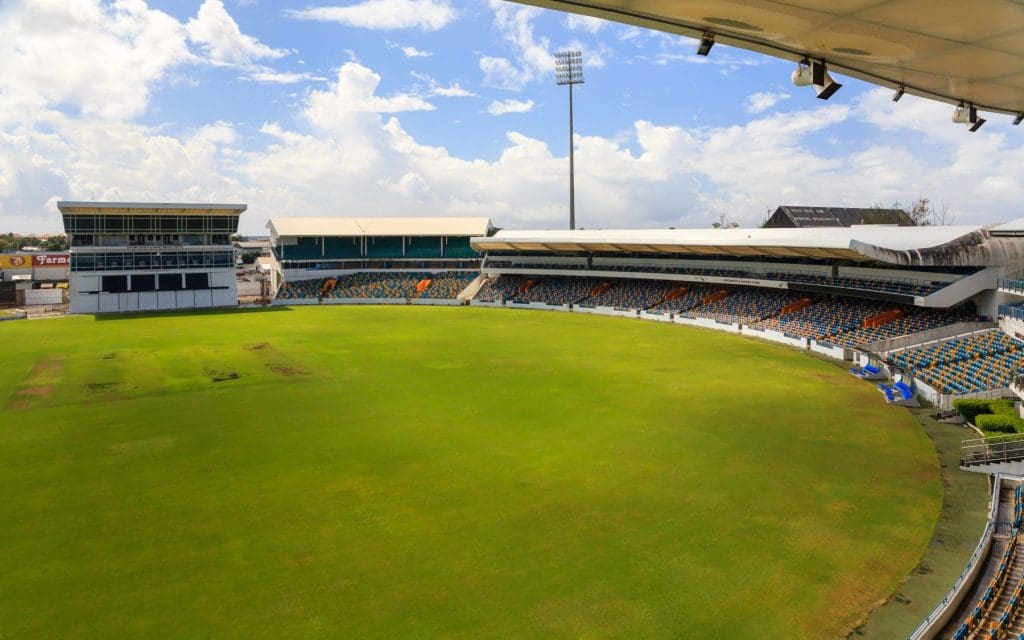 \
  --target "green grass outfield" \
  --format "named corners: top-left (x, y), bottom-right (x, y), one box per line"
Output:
top-left (0, 306), bottom-right (942, 639)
